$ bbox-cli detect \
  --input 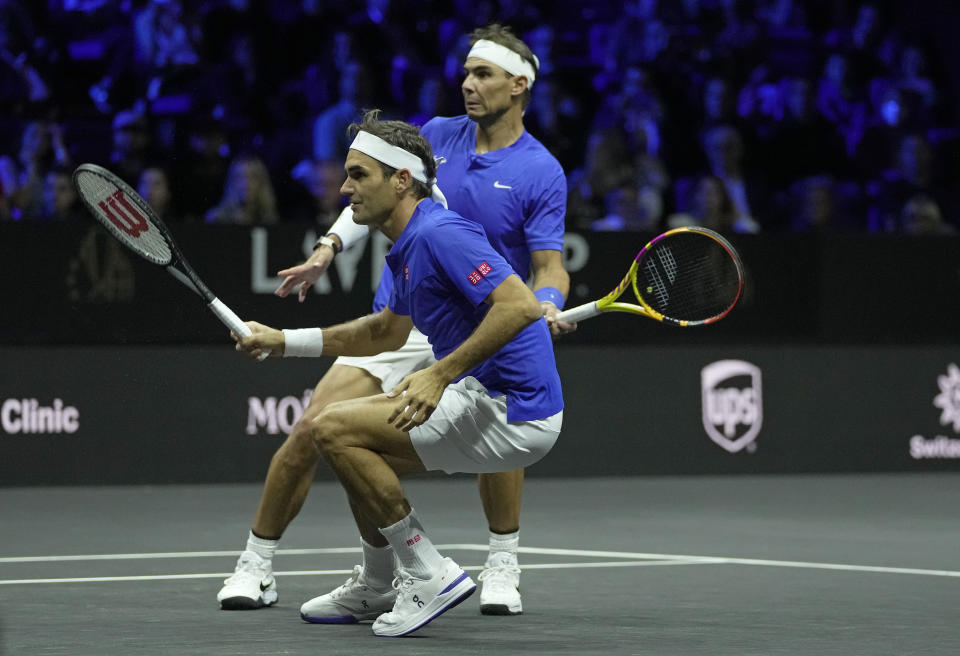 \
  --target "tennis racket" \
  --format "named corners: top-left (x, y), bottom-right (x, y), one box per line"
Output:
top-left (72, 163), bottom-right (262, 352)
top-left (557, 226), bottom-right (744, 326)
